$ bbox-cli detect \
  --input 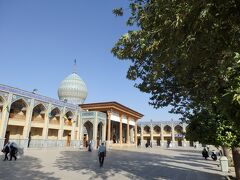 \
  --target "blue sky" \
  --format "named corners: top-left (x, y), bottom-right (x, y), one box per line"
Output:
top-left (0, 0), bottom-right (180, 122)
